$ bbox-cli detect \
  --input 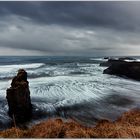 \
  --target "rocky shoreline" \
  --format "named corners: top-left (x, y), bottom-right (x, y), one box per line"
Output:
top-left (101, 57), bottom-right (140, 81)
